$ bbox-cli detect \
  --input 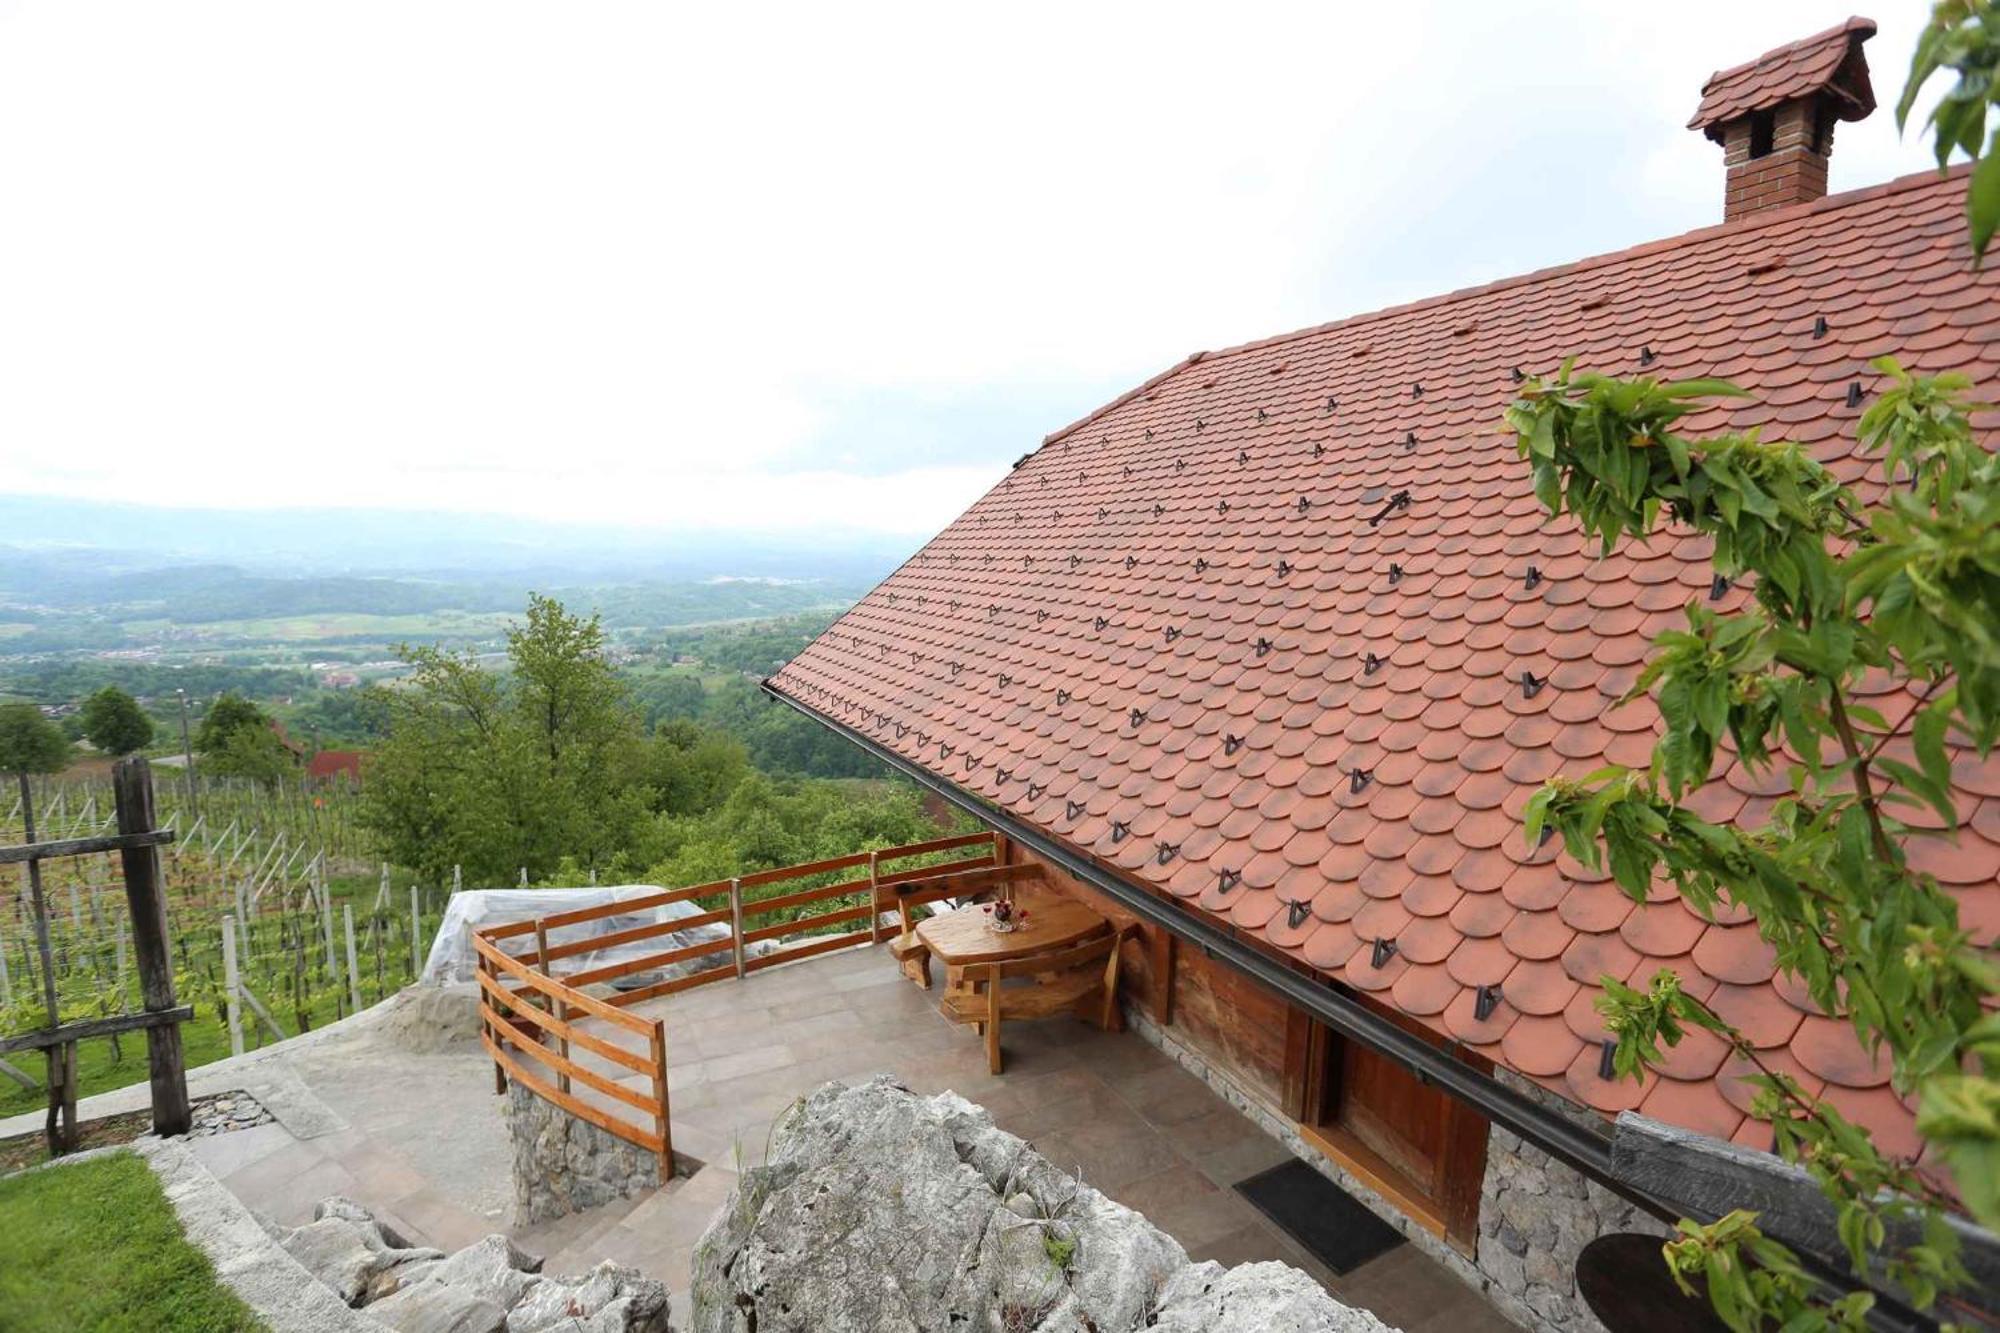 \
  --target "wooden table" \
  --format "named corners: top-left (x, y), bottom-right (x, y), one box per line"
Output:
top-left (916, 893), bottom-right (1109, 977)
